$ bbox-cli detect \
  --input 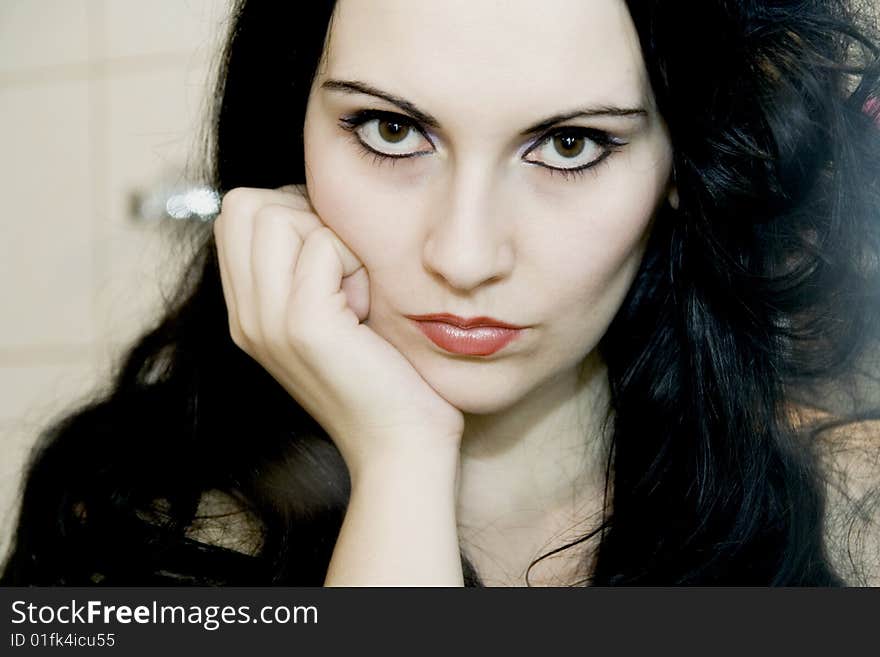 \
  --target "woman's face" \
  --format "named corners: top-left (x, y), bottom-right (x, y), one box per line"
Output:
top-left (303, 0), bottom-right (675, 415)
